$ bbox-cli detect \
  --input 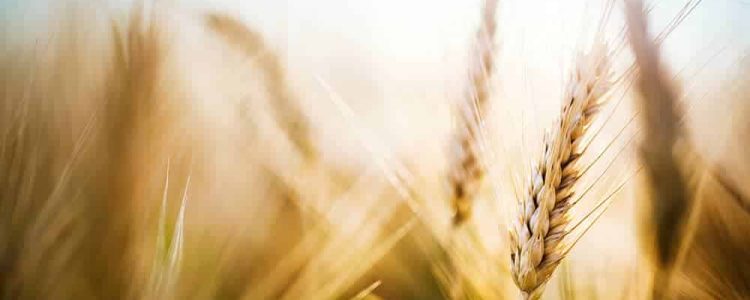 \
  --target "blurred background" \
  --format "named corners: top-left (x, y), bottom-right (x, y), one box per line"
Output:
top-left (1, 0), bottom-right (749, 299)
